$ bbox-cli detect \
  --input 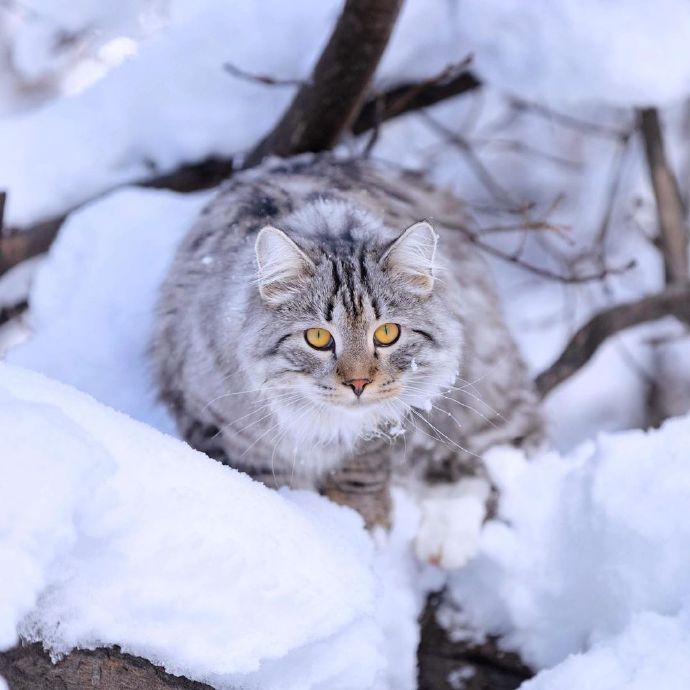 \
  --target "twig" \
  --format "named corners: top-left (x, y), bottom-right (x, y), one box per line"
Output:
top-left (535, 285), bottom-right (690, 397)
top-left (439, 217), bottom-right (634, 284)
top-left (353, 70), bottom-right (480, 136)
top-left (223, 62), bottom-right (309, 88)
top-left (419, 112), bottom-right (517, 207)
top-left (638, 107), bottom-right (689, 284)
top-left (0, 191), bottom-right (6, 230)
top-left (594, 129), bottom-right (633, 250)
top-left (511, 98), bottom-right (631, 140)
